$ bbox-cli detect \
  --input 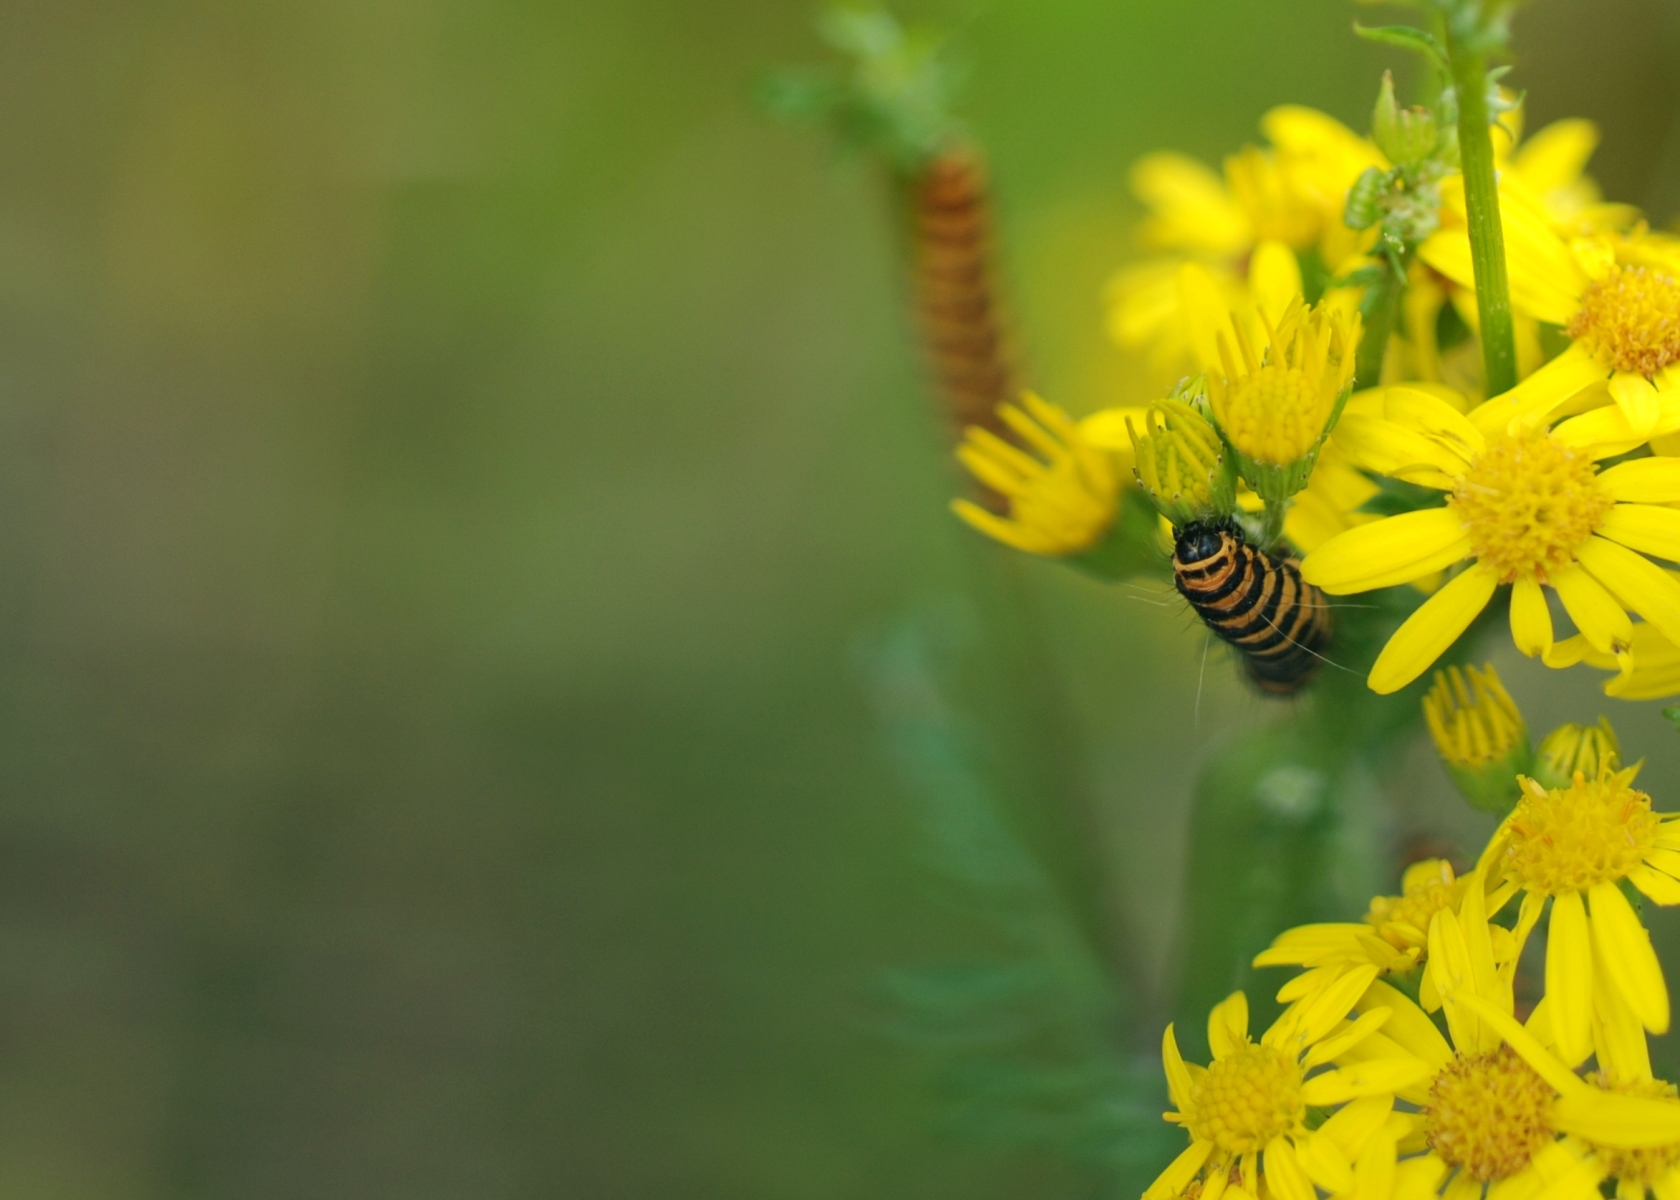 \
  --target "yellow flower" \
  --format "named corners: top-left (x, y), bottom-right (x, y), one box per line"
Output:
top-left (1147, 984), bottom-right (1427, 1200)
top-left (1128, 399), bottom-right (1235, 527)
top-left (1208, 298), bottom-right (1360, 470)
top-left (1478, 762), bottom-right (1680, 1068)
top-left (1107, 108), bottom-right (1380, 385)
top-left (950, 393), bottom-right (1136, 556)
top-left (1253, 859), bottom-right (1480, 1002)
top-left (1421, 183), bottom-right (1680, 439)
top-left (1552, 622), bottom-right (1680, 700)
top-left (1316, 878), bottom-right (1680, 1196)
top-left (1301, 384), bottom-right (1680, 693)
top-left (1277, 440), bottom-right (1379, 554)
top-left (1423, 664), bottom-right (1530, 813)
